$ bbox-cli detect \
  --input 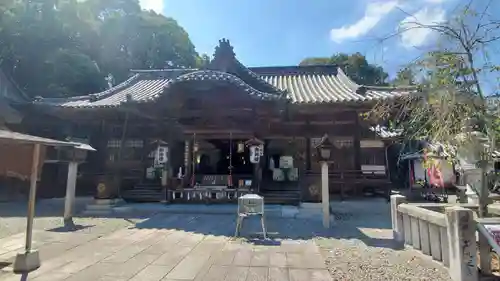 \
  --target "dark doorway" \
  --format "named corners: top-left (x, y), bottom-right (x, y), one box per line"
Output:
top-left (195, 139), bottom-right (253, 175)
